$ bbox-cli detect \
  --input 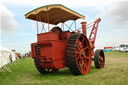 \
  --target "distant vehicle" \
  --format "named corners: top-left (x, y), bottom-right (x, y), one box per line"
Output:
top-left (104, 47), bottom-right (112, 52)
top-left (119, 44), bottom-right (128, 52)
